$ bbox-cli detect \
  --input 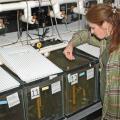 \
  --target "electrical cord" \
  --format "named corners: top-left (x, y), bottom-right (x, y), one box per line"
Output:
top-left (77, 0), bottom-right (82, 30)
top-left (35, 0), bottom-right (49, 42)
top-left (63, 2), bottom-right (80, 33)
top-left (63, 3), bottom-right (71, 32)
top-left (48, 6), bottom-right (54, 36)
top-left (25, 0), bottom-right (33, 45)
top-left (48, 1), bottom-right (79, 43)
top-left (37, 0), bottom-right (42, 41)
top-left (48, 0), bottom-right (63, 41)
top-left (26, 0), bottom-right (29, 44)
top-left (17, 10), bottom-right (24, 45)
